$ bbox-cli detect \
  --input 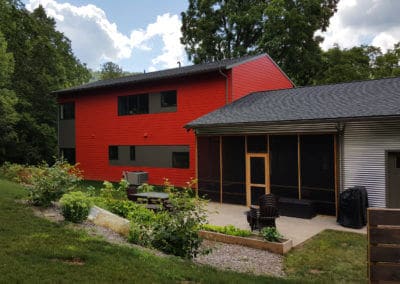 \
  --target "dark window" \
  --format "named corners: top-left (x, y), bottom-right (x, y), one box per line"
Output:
top-left (172, 152), bottom-right (189, 168)
top-left (60, 148), bottom-right (75, 164)
top-left (247, 135), bottom-right (268, 153)
top-left (396, 154), bottom-right (400, 169)
top-left (161, 90), bottom-right (177, 107)
top-left (118, 94), bottom-right (149, 115)
top-left (109, 146), bottom-right (118, 160)
top-left (60, 102), bottom-right (75, 119)
top-left (130, 146), bottom-right (136, 161)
